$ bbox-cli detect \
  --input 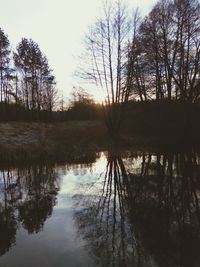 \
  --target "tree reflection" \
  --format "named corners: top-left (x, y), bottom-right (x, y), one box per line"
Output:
top-left (0, 207), bottom-right (17, 256)
top-left (0, 171), bottom-right (18, 256)
top-left (18, 165), bottom-right (59, 233)
top-left (74, 149), bottom-right (200, 267)
top-left (74, 150), bottom-right (146, 267)
top-left (0, 164), bottom-right (60, 255)
top-left (129, 150), bottom-right (200, 267)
